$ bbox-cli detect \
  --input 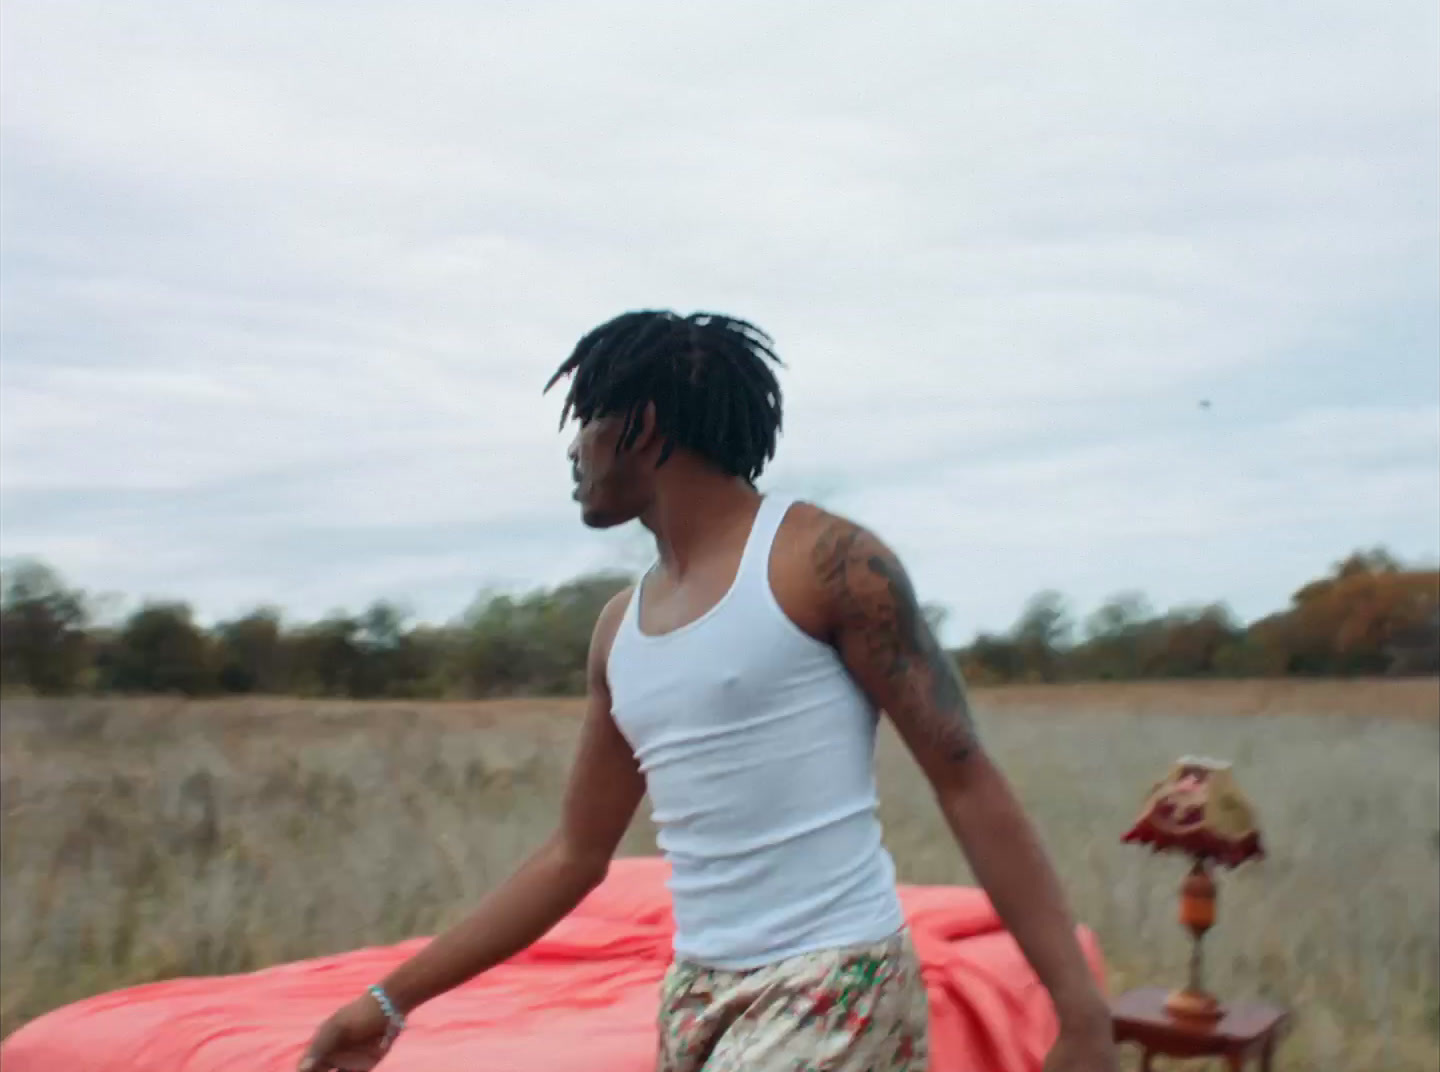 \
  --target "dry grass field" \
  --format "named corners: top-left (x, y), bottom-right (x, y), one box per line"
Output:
top-left (2, 680), bottom-right (1437, 1070)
